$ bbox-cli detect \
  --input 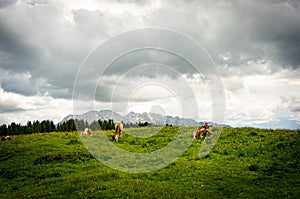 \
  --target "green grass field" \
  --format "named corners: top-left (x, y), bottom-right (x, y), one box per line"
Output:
top-left (0, 126), bottom-right (299, 198)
